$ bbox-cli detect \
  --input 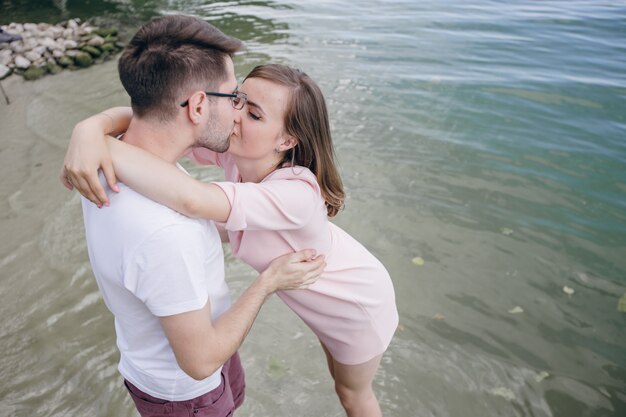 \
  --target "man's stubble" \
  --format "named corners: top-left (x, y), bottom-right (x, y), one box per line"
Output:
top-left (195, 111), bottom-right (231, 153)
